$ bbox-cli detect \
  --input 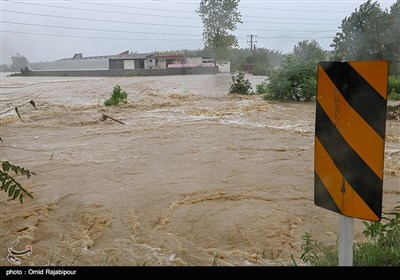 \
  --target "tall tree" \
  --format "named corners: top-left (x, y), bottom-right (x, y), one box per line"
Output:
top-left (11, 53), bottom-right (29, 72)
top-left (293, 40), bottom-right (327, 62)
top-left (263, 41), bottom-right (327, 101)
top-left (331, 0), bottom-right (400, 75)
top-left (384, 1), bottom-right (400, 75)
top-left (196, 0), bottom-right (242, 64)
